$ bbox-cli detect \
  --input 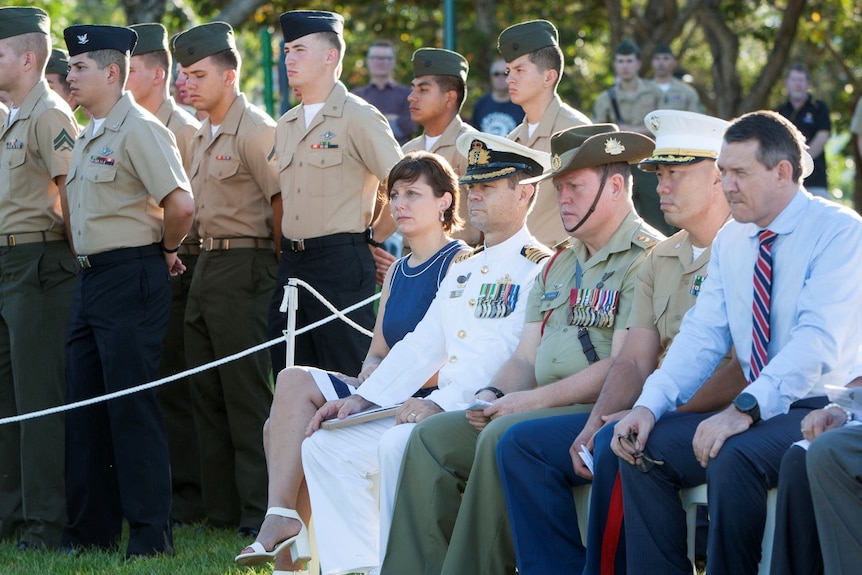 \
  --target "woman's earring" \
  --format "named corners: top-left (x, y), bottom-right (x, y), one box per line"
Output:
top-left (440, 210), bottom-right (445, 223)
